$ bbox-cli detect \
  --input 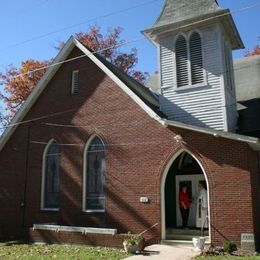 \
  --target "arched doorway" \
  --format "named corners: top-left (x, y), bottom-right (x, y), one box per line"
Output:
top-left (161, 150), bottom-right (210, 242)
